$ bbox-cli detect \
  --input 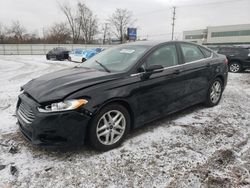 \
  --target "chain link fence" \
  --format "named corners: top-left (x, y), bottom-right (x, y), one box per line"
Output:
top-left (0, 44), bottom-right (113, 55)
